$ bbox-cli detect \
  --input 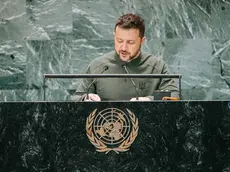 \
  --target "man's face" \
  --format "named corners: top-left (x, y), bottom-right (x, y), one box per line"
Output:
top-left (114, 26), bottom-right (146, 62)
